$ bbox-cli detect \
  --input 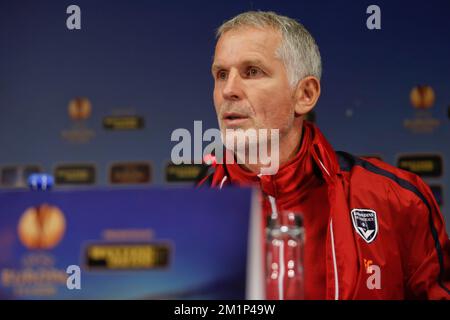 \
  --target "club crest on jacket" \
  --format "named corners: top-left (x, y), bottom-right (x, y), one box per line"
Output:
top-left (351, 208), bottom-right (378, 243)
